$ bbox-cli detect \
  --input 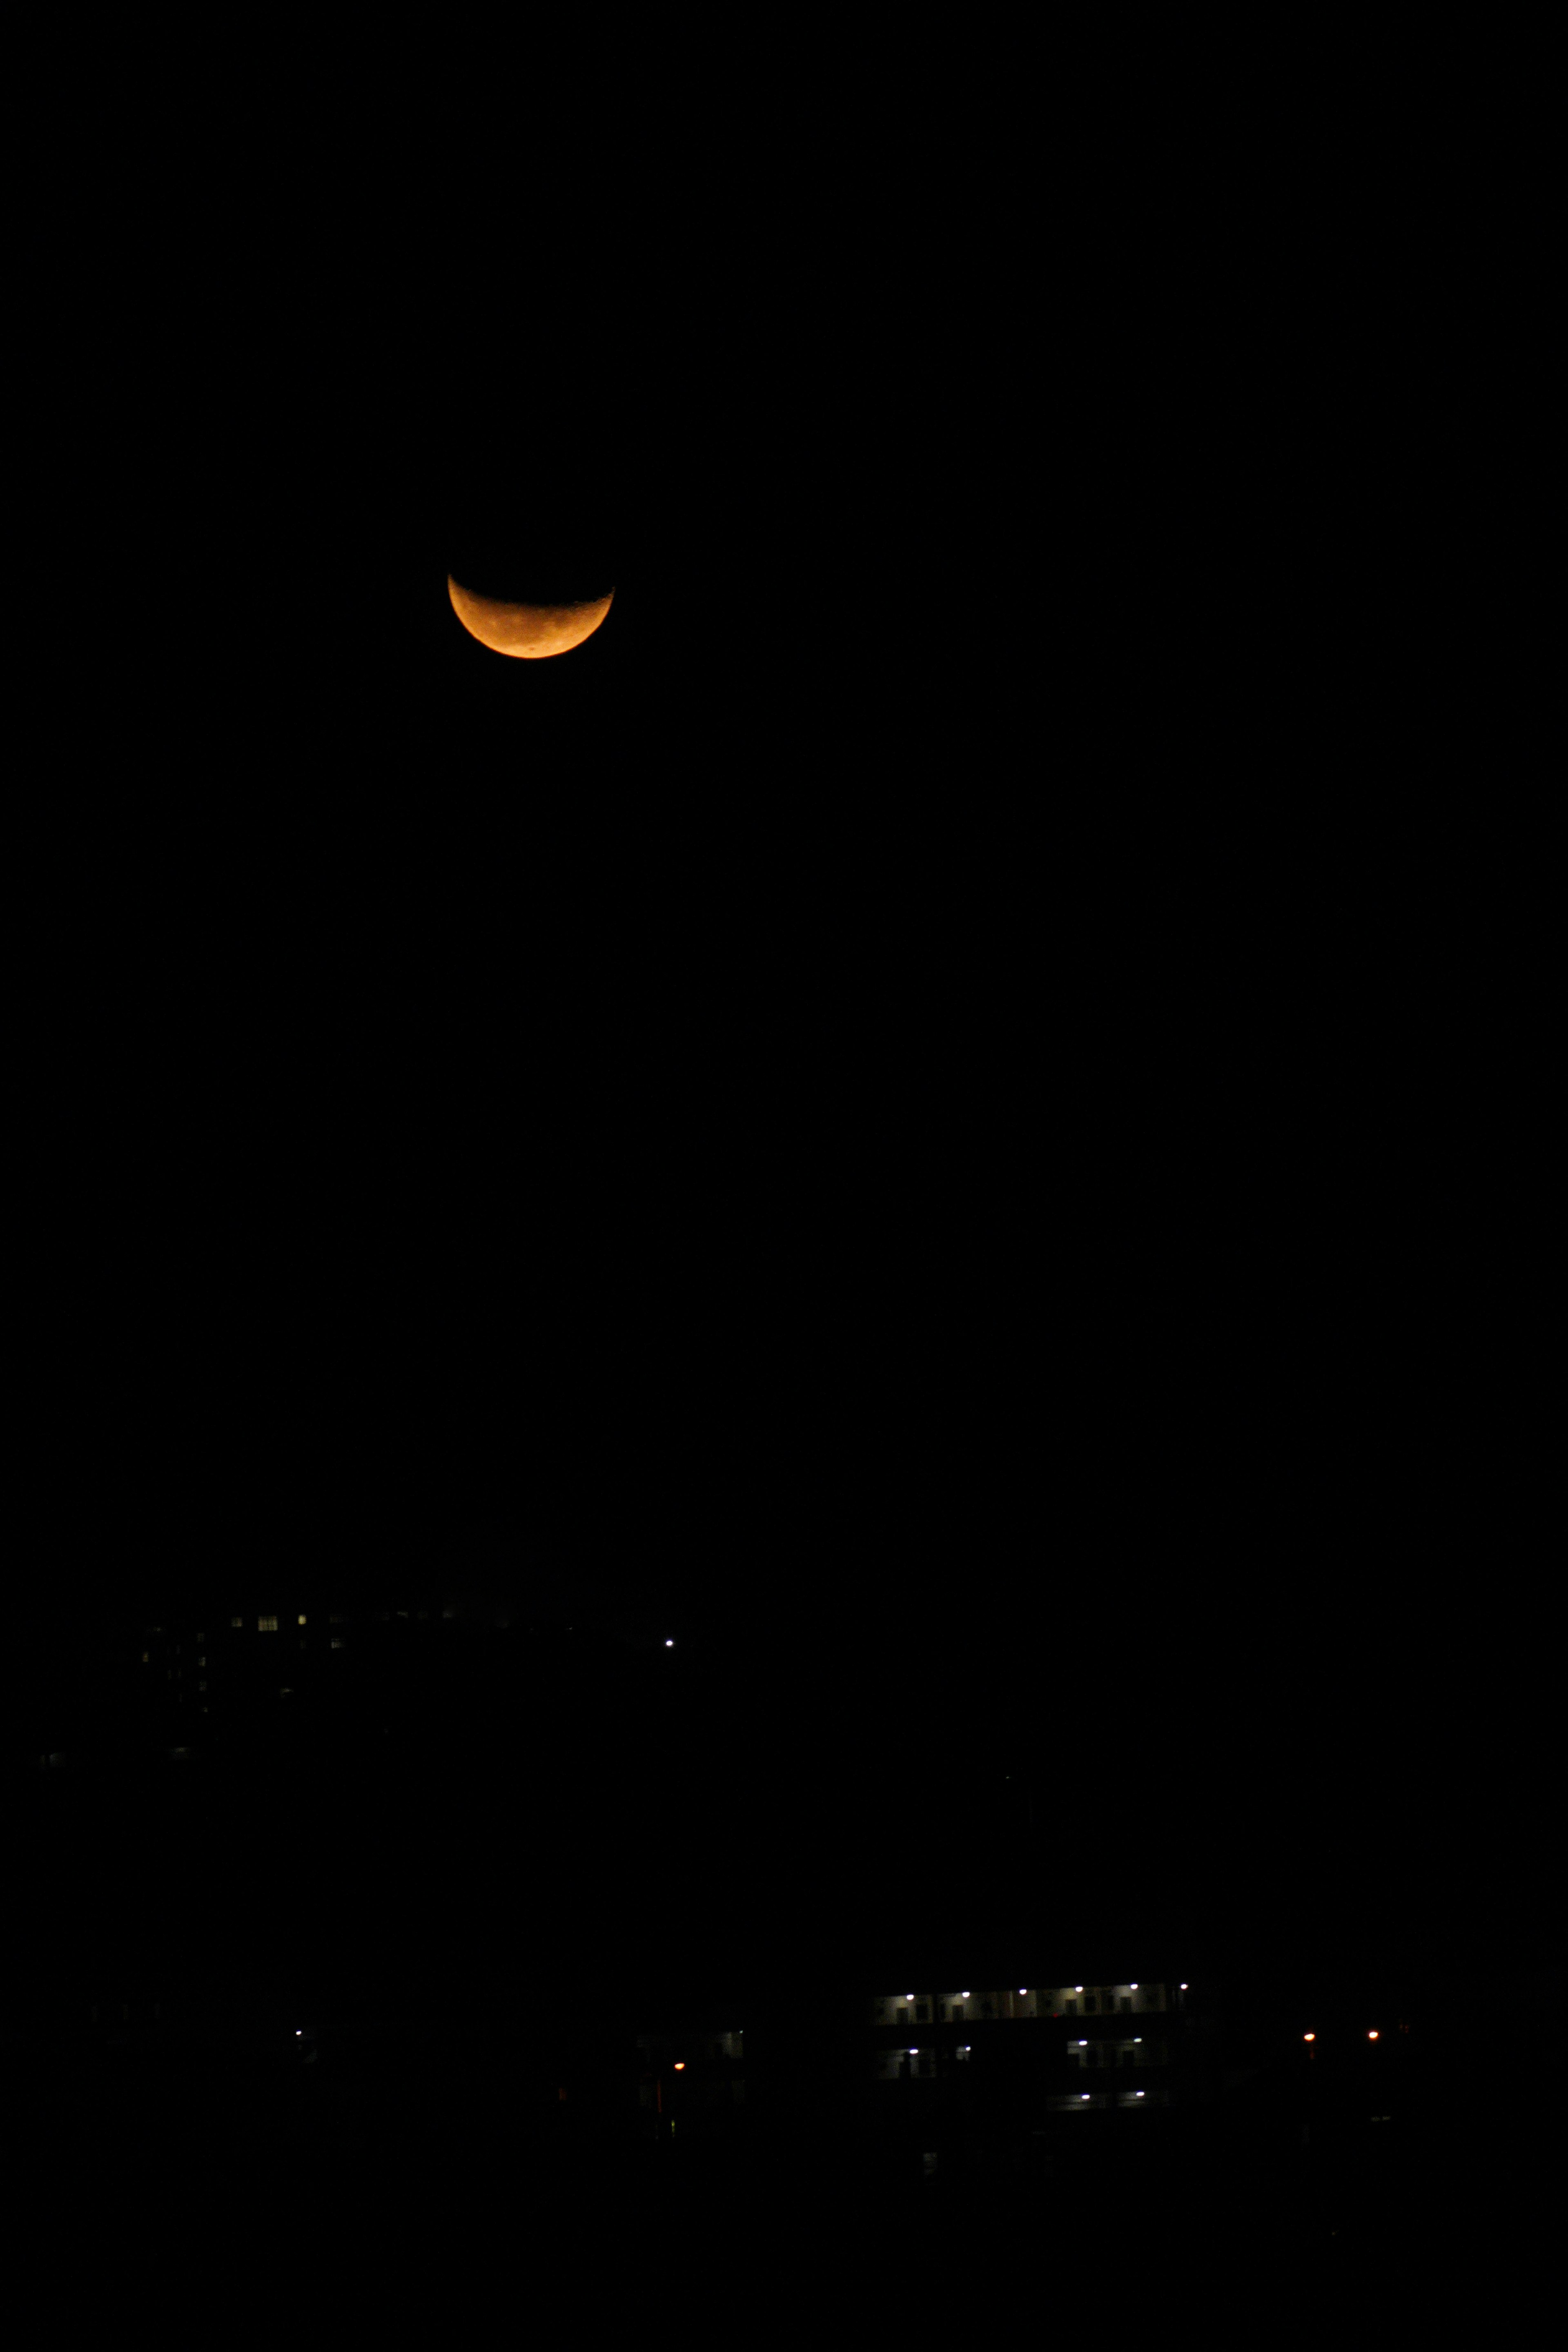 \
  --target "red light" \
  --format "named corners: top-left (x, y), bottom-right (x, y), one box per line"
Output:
top-left (1303, 2033), bottom-right (1315, 2042)
top-left (673, 2061), bottom-right (685, 2071)
top-left (1368, 2030), bottom-right (1379, 2041)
